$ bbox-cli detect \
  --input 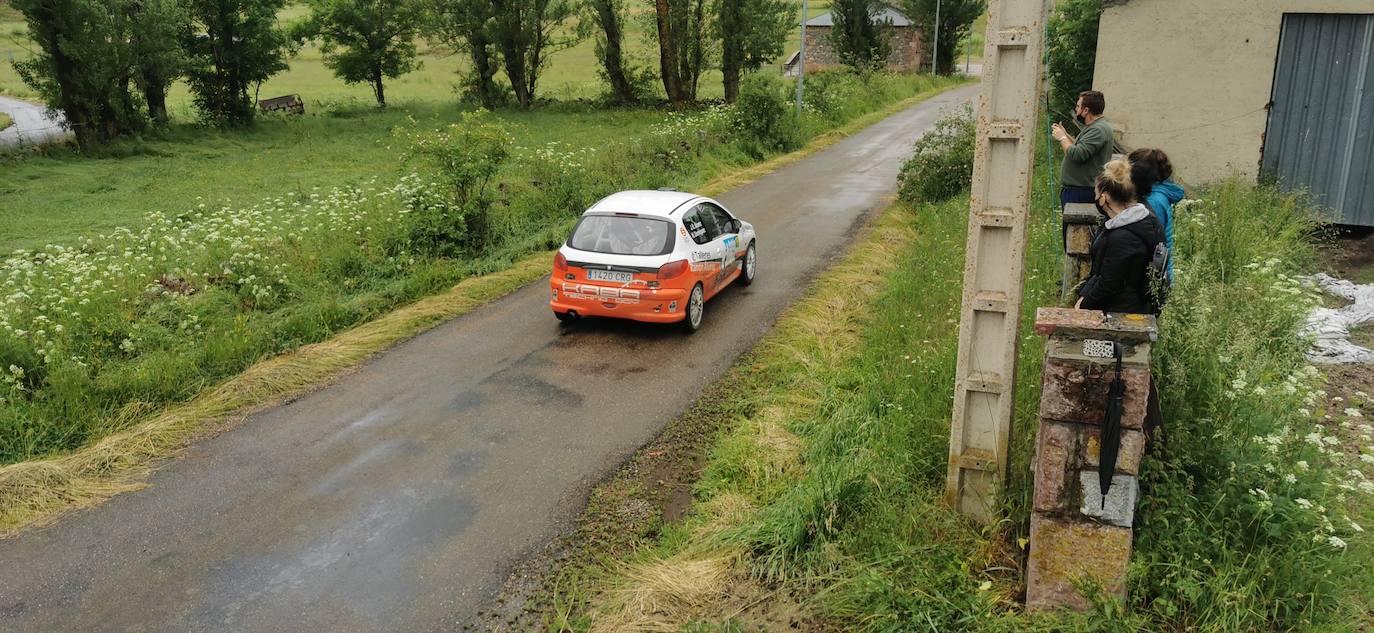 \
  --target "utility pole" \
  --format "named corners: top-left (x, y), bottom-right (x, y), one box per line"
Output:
top-left (945, 0), bottom-right (1052, 523)
top-left (796, 0), bottom-right (808, 115)
top-left (965, 28), bottom-right (972, 74)
top-left (932, 0), bottom-right (941, 75)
